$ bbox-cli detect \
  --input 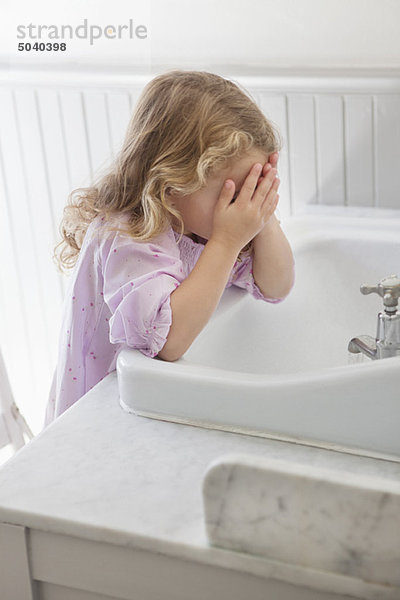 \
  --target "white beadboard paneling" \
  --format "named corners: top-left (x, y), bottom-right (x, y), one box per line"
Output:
top-left (36, 90), bottom-right (72, 237)
top-left (129, 88), bottom-right (143, 115)
top-left (0, 89), bottom-right (44, 429)
top-left (59, 91), bottom-right (93, 189)
top-left (83, 91), bottom-right (113, 179)
top-left (258, 93), bottom-right (291, 220)
top-left (315, 95), bottom-right (346, 206)
top-left (36, 89), bottom-right (72, 300)
top-left (287, 95), bottom-right (318, 211)
top-left (106, 91), bottom-right (132, 159)
top-left (344, 95), bottom-right (374, 207)
top-left (0, 135), bottom-right (36, 421)
top-left (375, 95), bottom-right (400, 209)
top-left (14, 89), bottom-right (64, 363)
